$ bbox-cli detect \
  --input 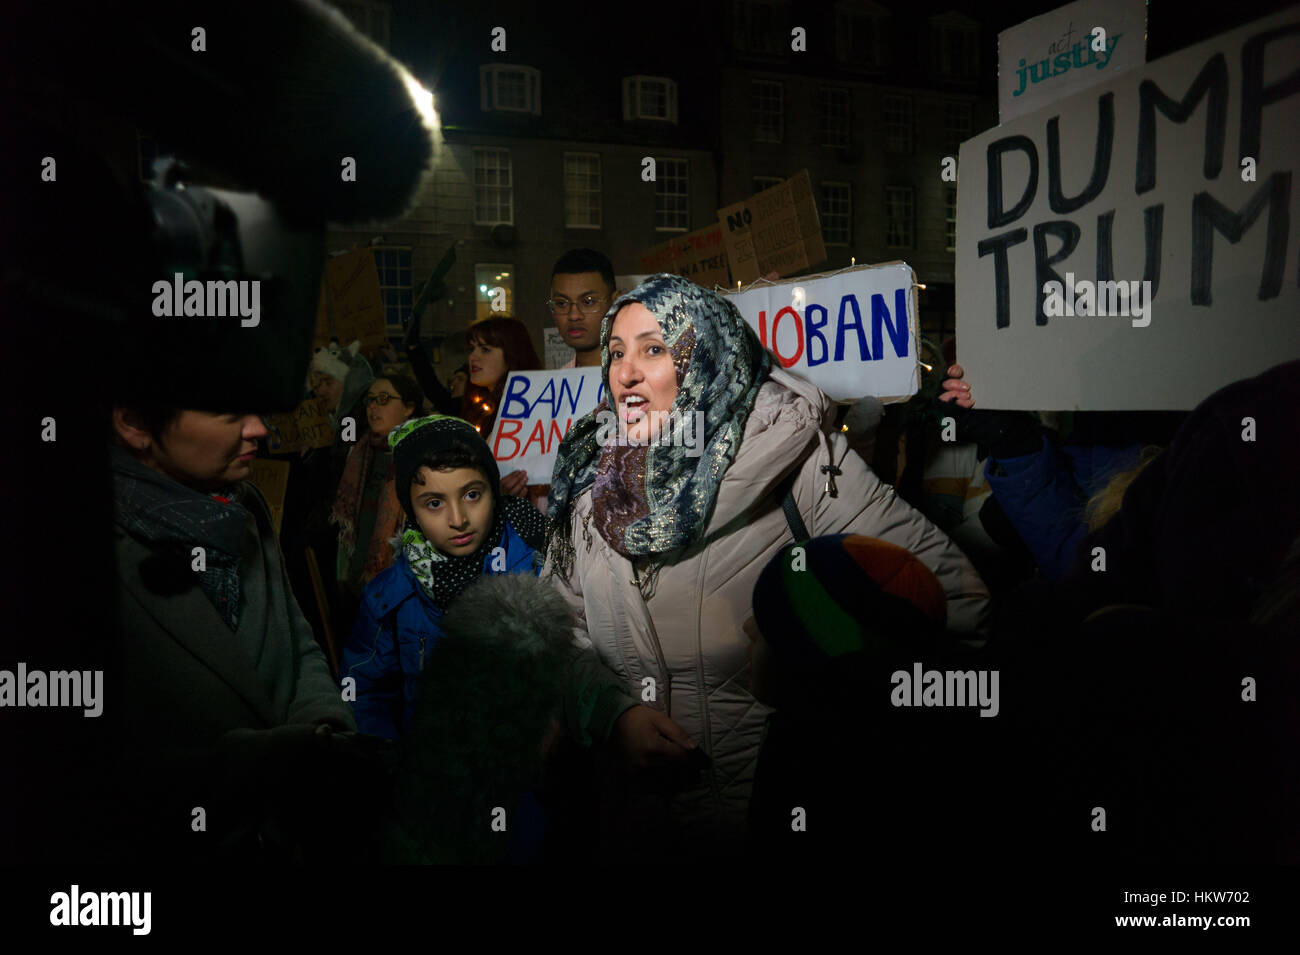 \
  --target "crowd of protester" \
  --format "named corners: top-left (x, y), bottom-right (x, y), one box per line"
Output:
top-left (105, 247), bottom-right (1298, 864)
